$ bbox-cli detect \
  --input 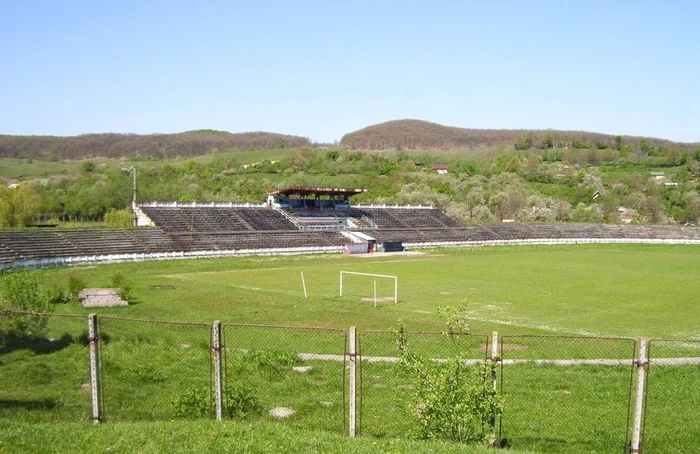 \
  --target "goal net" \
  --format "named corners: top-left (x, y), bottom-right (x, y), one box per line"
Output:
top-left (339, 271), bottom-right (398, 305)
